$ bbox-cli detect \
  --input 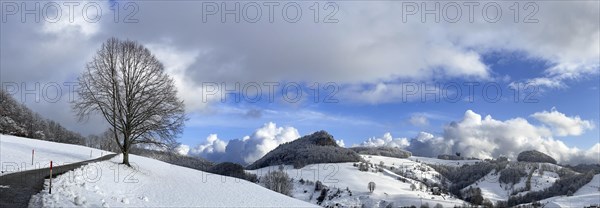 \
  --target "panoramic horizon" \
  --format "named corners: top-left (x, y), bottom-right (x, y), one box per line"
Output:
top-left (2, 0), bottom-right (598, 165)
top-left (1, 0), bottom-right (599, 207)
